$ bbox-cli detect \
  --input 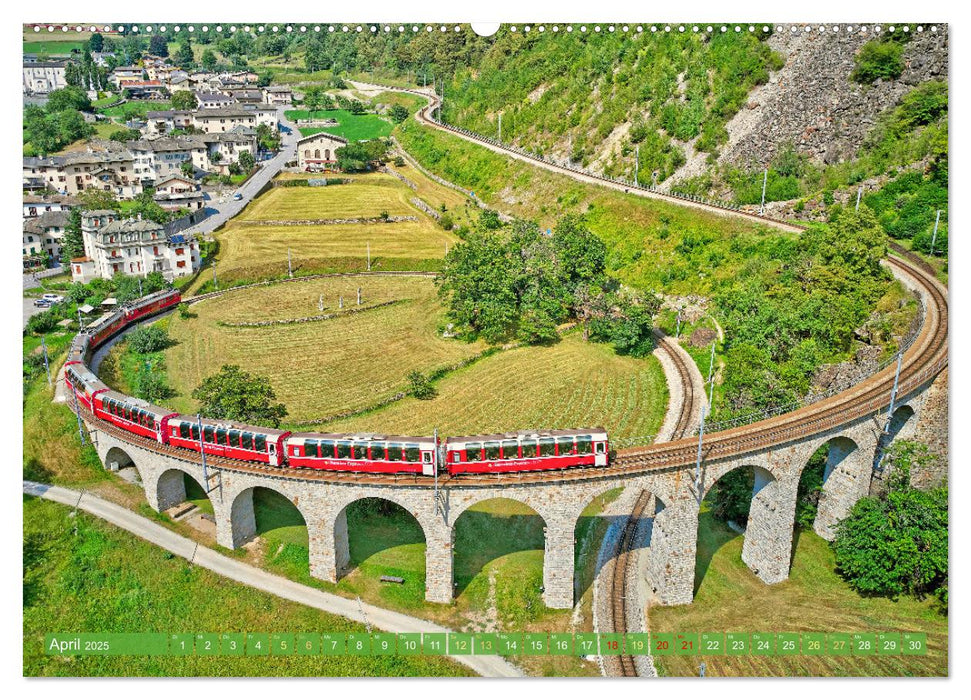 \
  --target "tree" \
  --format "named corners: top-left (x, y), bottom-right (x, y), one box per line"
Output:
top-left (176, 41), bottom-right (194, 70)
top-left (210, 150), bottom-right (223, 164)
top-left (87, 33), bottom-right (104, 53)
top-left (302, 85), bottom-right (325, 113)
top-left (109, 128), bottom-right (141, 141)
top-left (46, 85), bottom-right (92, 113)
top-left (191, 364), bottom-right (288, 427)
top-left (135, 365), bottom-right (172, 403)
top-left (78, 188), bottom-right (121, 211)
top-left (148, 34), bottom-right (169, 58)
top-left (238, 150), bottom-right (255, 171)
top-left (180, 160), bottom-right (195, 177)
top-left (171, 90), bottom-right (198, 111)
top-left (407, 370), bottom-right (436, 400)
top-left (60, 209), bottom-right (85, 266)
top-left (832, 441), bottom-right (947, 601)
top-left (201, 49), bottom-right (218, 72)
top-left (389, 104), bottom-right (410, 124)
top-left (126, 325), bottom-right (170, 353)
